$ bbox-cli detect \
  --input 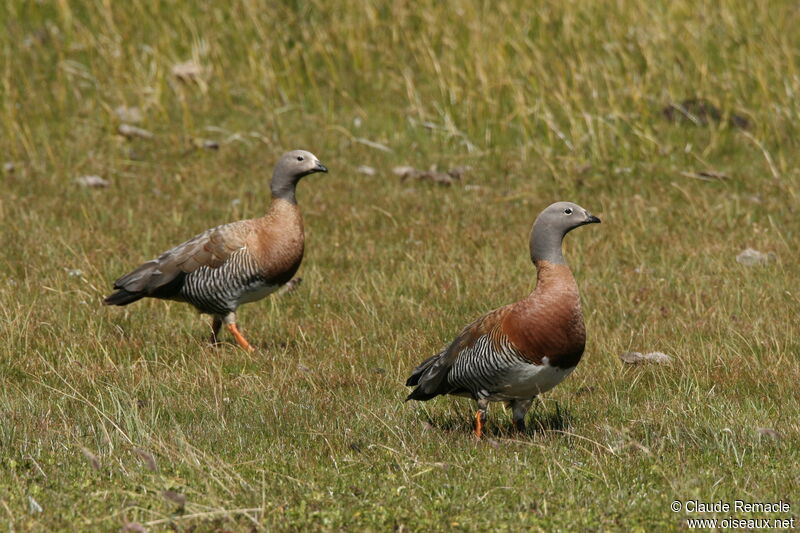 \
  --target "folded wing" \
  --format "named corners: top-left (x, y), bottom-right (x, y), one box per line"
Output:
top-left (104, 221), bottom-right (251, 305)
top-left (405, 306), bottom-right (515, 401)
